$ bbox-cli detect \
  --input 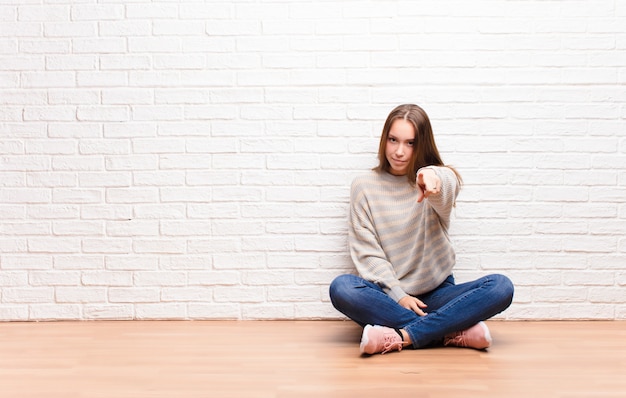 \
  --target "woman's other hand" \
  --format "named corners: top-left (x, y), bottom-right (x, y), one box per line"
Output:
top-left (398, 295), bottom-right (428, 316)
